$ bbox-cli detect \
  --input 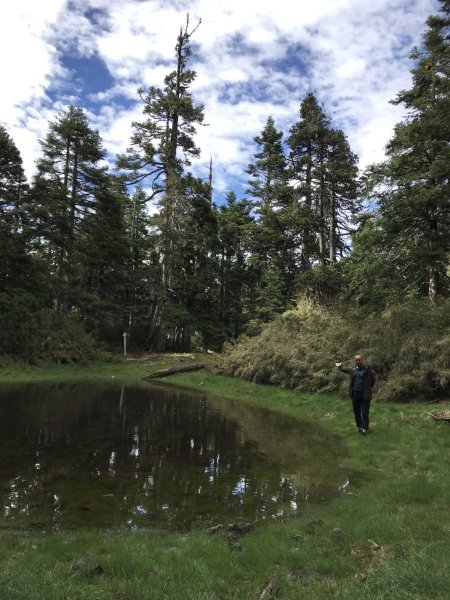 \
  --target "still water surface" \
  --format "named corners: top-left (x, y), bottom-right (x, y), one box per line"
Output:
top-left (0, 382), bottom-right (347, 532)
